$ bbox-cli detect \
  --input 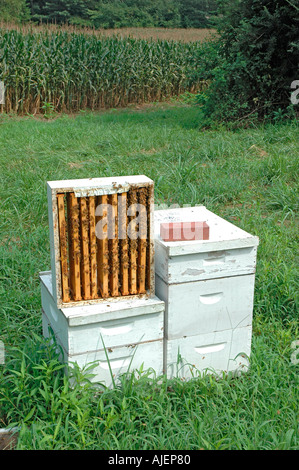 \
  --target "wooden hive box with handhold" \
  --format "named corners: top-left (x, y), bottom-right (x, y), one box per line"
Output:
top-left (47, 175), bottom-right (155, 309)
top-left (40, 271), bottom-right (164, 388)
